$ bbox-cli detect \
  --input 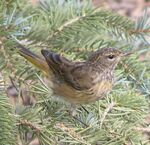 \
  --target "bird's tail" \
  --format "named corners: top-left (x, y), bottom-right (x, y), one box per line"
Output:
top-left (17, 44), bottom-right (49, 75)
